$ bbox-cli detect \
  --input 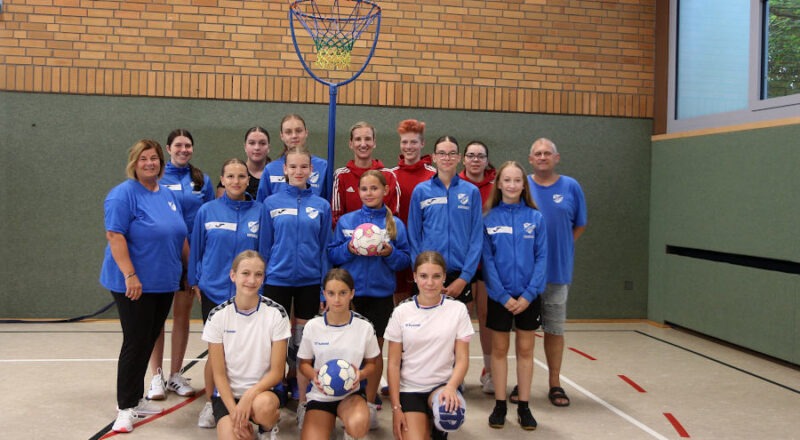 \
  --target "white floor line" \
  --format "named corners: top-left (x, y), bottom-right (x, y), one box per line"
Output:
top-left (533, 358), bottom-right (670, 440)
